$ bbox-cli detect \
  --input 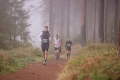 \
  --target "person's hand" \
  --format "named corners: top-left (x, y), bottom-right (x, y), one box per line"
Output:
top-left (40, 41), bottom-right (42, 43)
